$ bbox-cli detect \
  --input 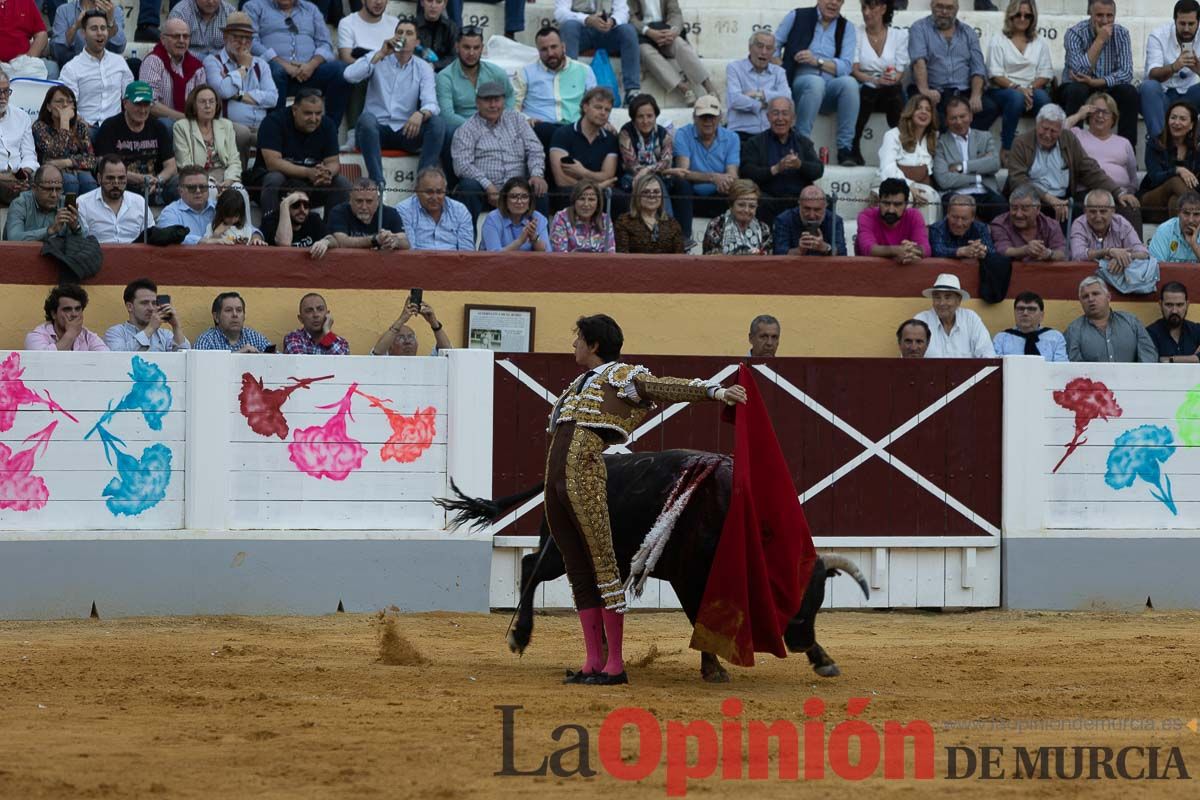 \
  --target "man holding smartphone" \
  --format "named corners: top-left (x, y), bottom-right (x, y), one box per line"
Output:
top-left (104, 278), bottom-right (190, 352)
top-left (370, 297), bottom-right (452, 356)
top-left (3, 165), bottom-right (85, 242)
top-left (772, 185), bottom-right (846, 256)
